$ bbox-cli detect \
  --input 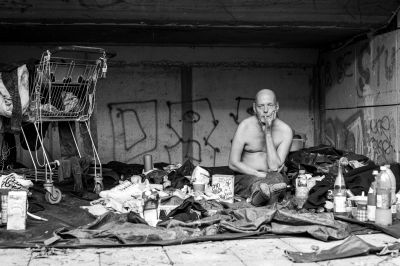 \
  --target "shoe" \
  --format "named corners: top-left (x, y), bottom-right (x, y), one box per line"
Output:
top-left (251, 182), bottom-right (287, 206)
top-left (99, 180), bottom-right (132, 198)
top-left (260, 182), bottom-right (287, 198)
